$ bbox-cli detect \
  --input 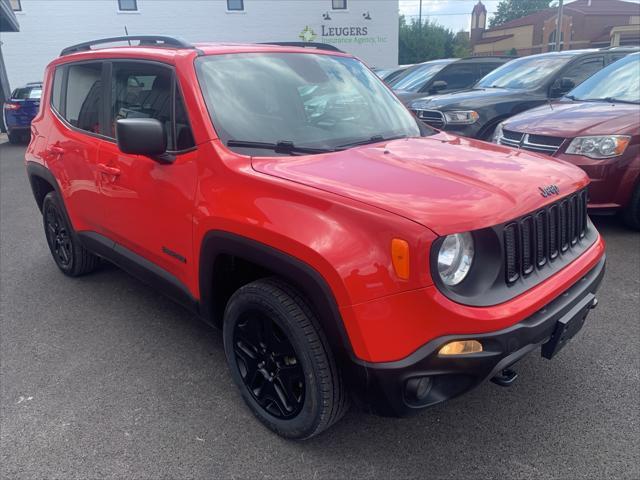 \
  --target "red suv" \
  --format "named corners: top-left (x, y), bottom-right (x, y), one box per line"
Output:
top-left (26, 36), bottom-right (606, 439)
